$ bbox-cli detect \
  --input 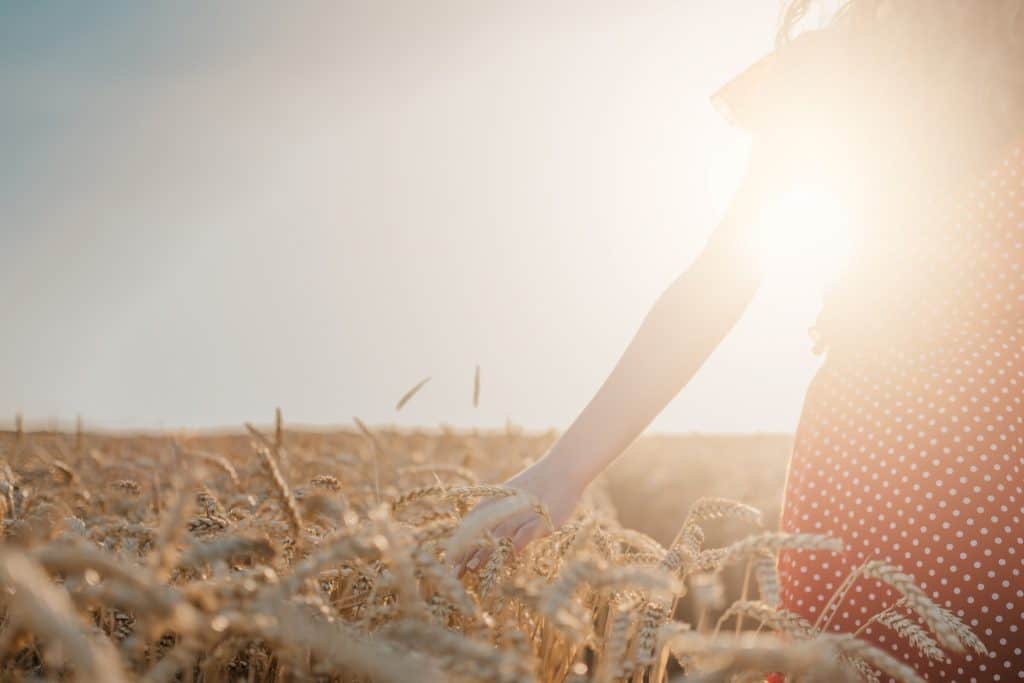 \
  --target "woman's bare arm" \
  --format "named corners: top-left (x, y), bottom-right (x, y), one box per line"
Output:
top-left (543, 172), bottom-right (769, 489)
top-left (452, 149), bottom-right (778, 571)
